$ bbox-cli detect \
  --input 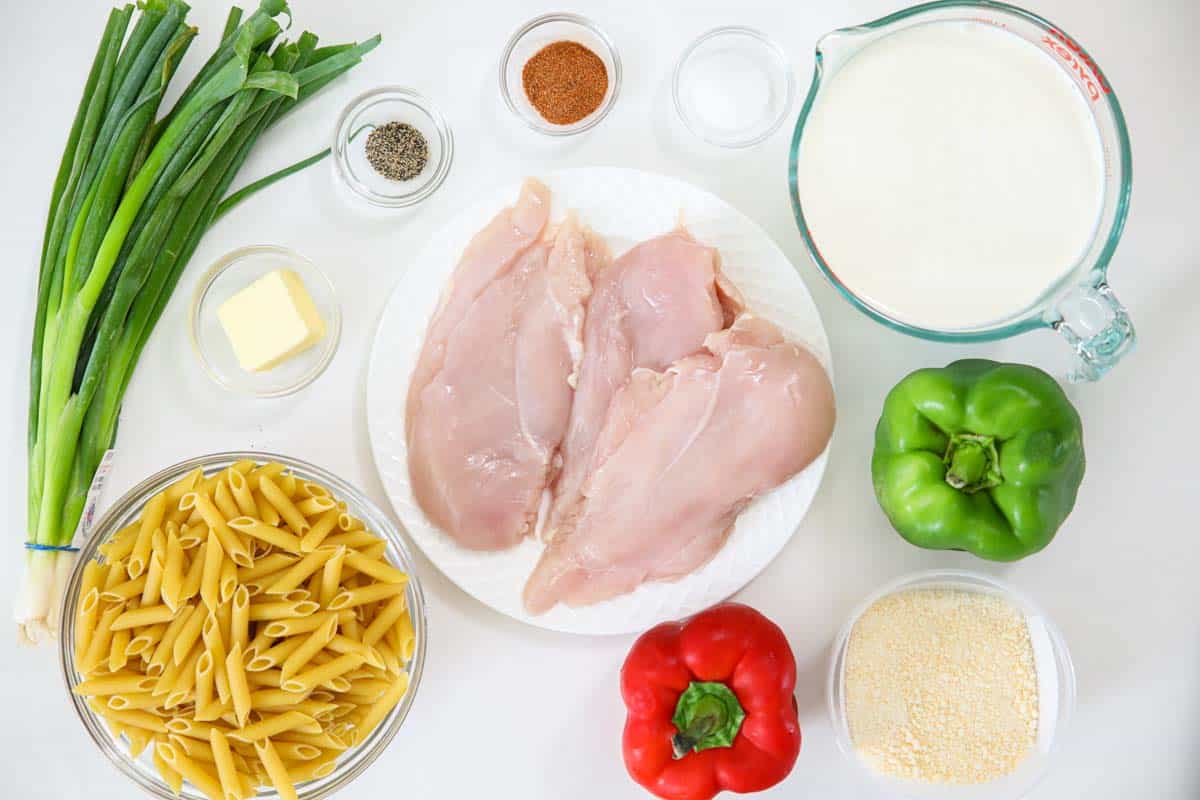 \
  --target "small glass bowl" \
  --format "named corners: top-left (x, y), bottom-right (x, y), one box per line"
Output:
top-left (190, 245), bottom-right (341, 398)
top-left (58, 451), bottom-right (428, 800)
top-left (332, 86), bottom-right (454, 208)
top-left (672, 26), bottom-right (795, 148)
top-left (828, 569), bottom-right (1076, 800)
top-left (499, 12), bottom-right (621, 136)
